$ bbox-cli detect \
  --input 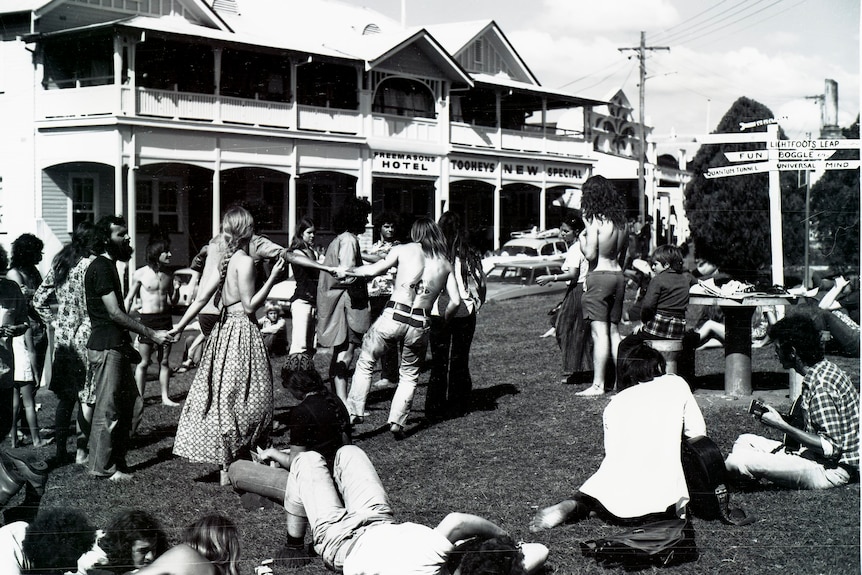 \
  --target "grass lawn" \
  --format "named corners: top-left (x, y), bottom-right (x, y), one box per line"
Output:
top-left (13, 293), bottom-right (860, 574)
